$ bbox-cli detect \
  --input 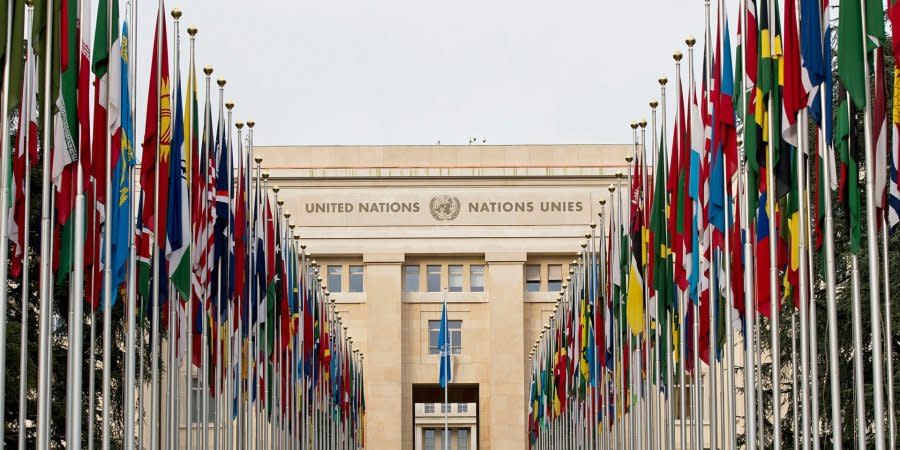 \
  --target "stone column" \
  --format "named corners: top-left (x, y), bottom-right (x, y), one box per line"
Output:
top-left (485, 252), bottom-right (527, 450)
top-left (363, 253), bottom-right (405, 449)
